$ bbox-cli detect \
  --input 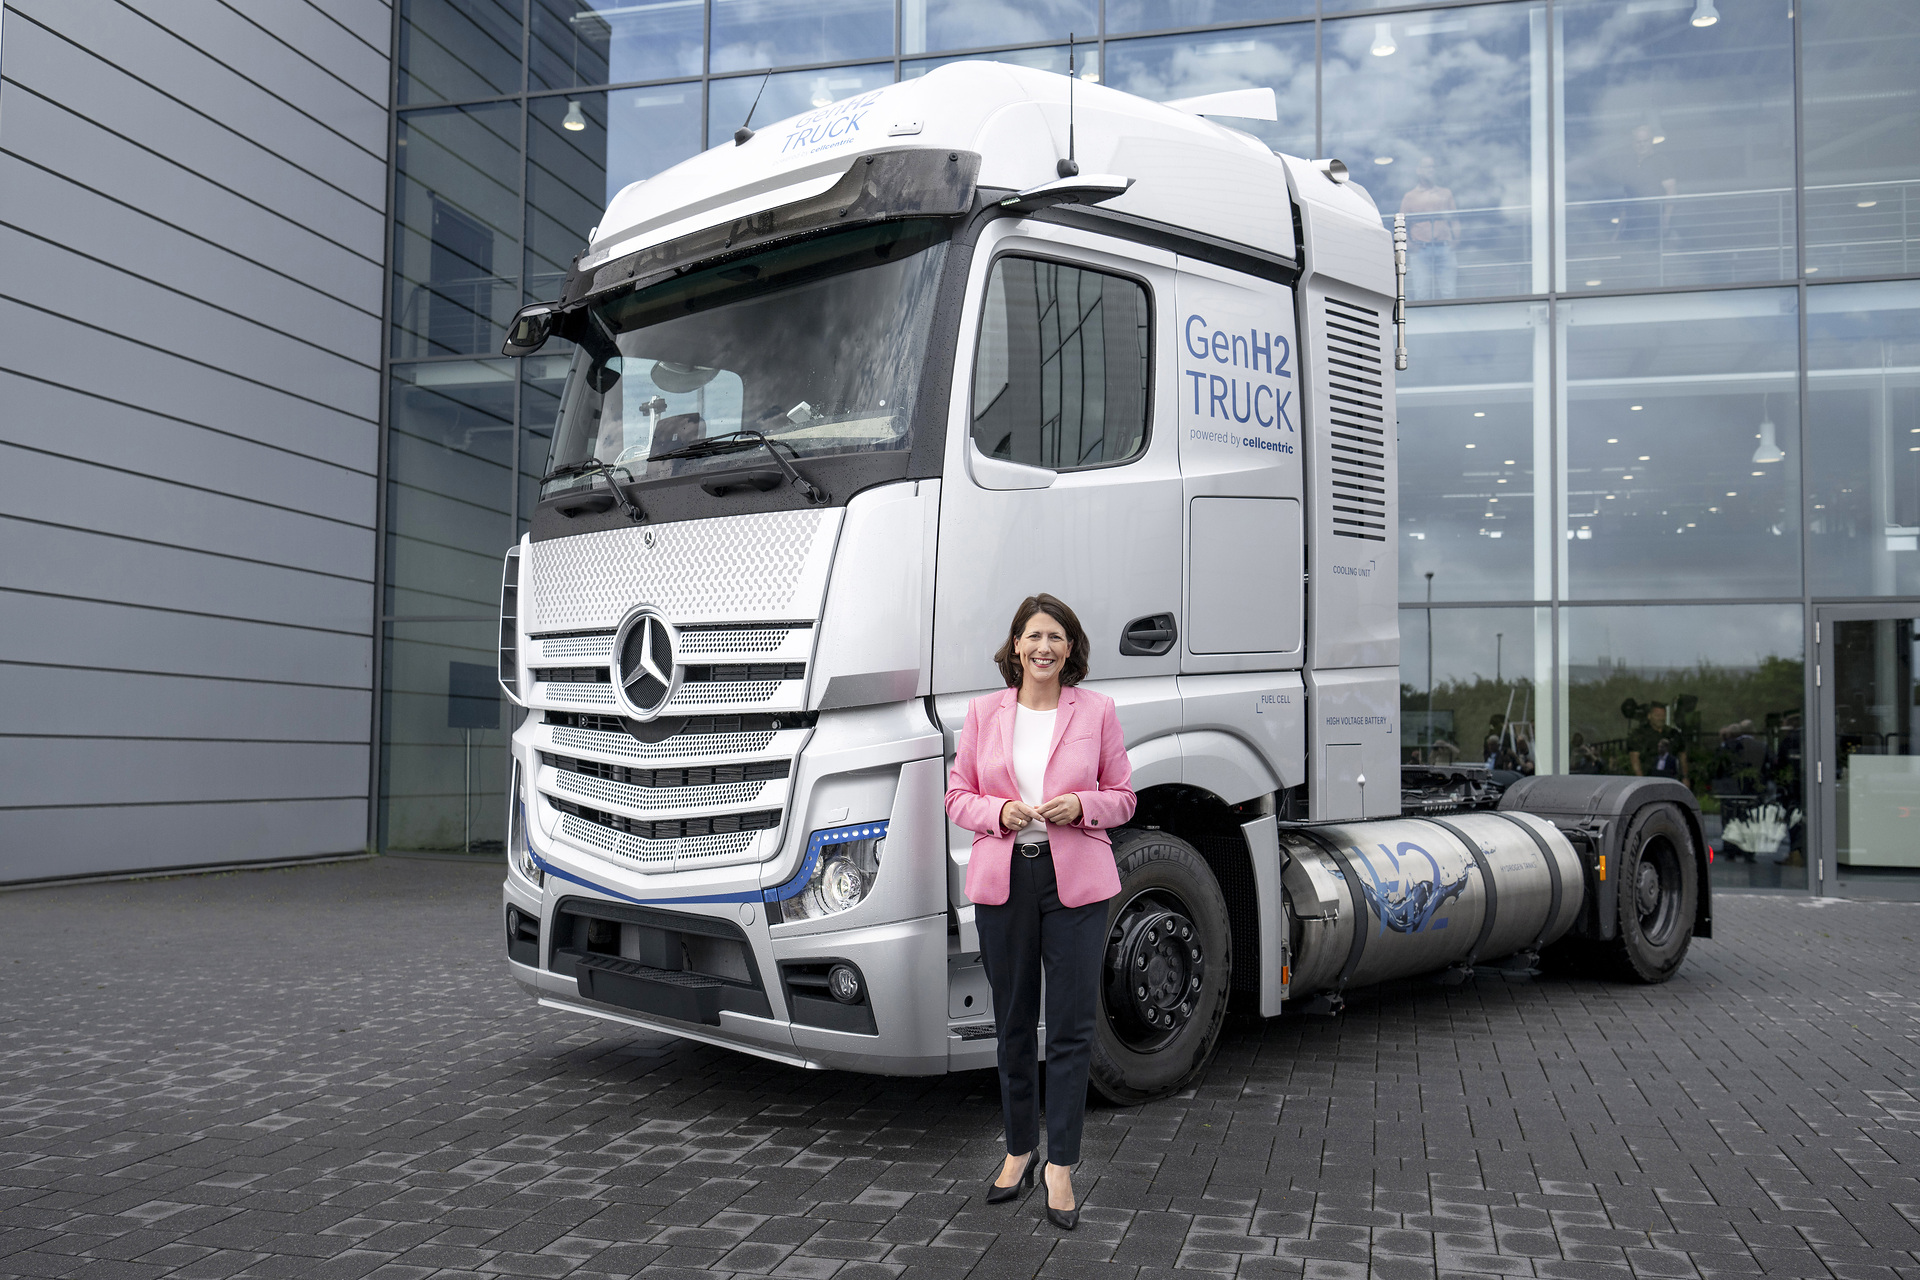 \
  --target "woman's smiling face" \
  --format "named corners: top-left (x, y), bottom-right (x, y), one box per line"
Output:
top-left (1015, 611), bottom-right (1070, 688)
